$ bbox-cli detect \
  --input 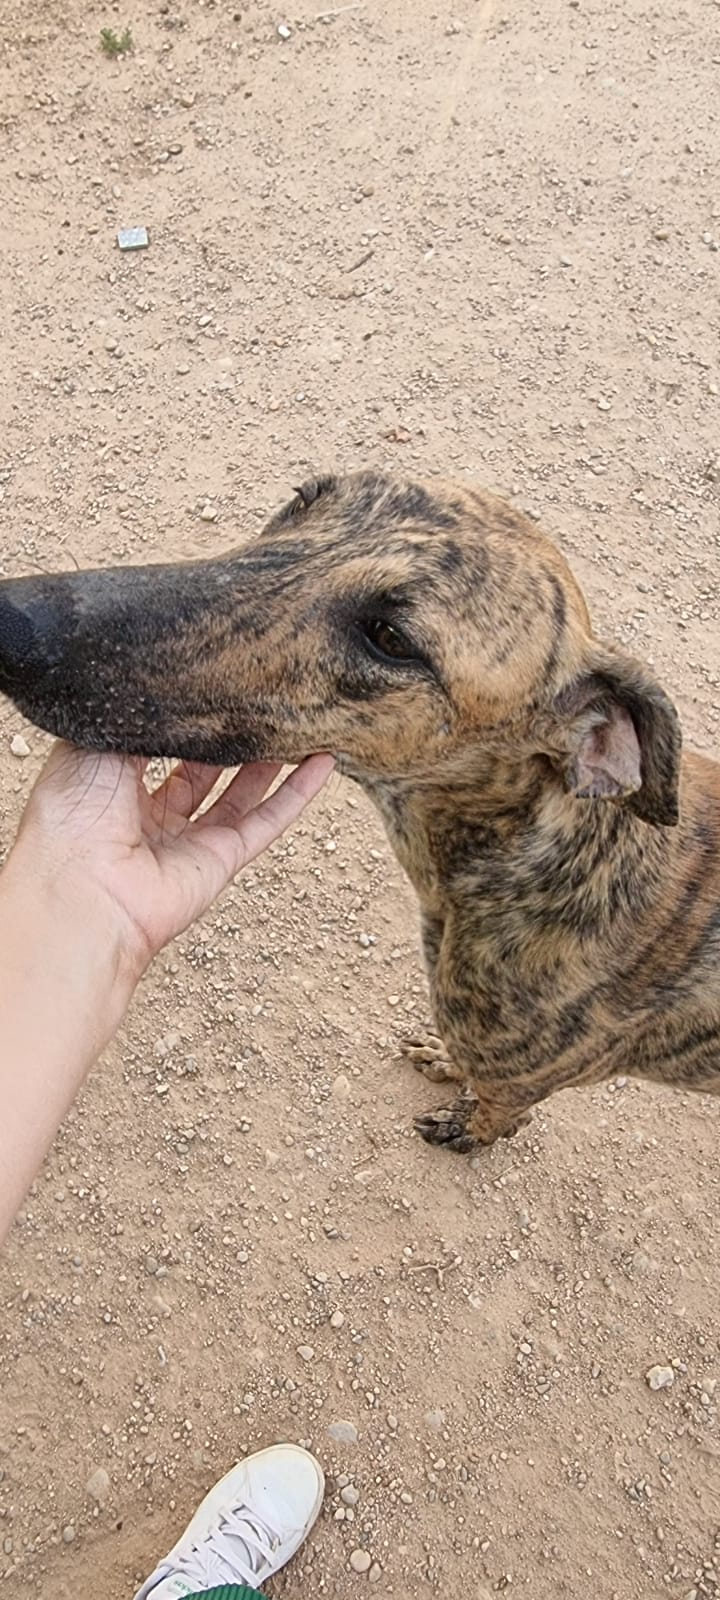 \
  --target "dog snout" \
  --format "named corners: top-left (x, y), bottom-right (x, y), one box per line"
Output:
top-left (0, 583), bottom-right (64, 687)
